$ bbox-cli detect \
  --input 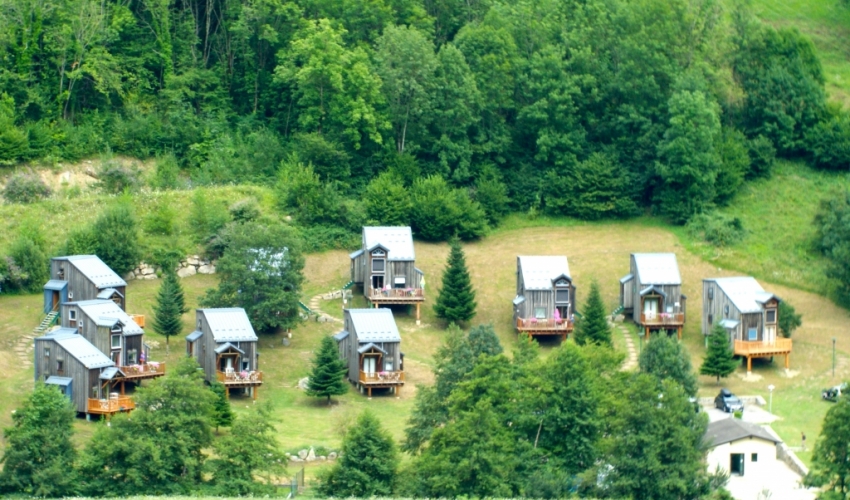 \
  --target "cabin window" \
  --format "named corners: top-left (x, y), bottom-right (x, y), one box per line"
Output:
top-left (68, 291), bottom-right (73, 299)
top-left (371, 249), bottom-right (385, 257)
top-left (57, 267), bottom-right (65, 279)
top-left (372, 258), bottom-right (385, 272)
top-left (748, 328), bottom-right (757, 341)
top-left (394, 277), bottom-right (406, 289)
top-left (111, 335), bottom-right (121, 349)
top-left (44, 347), bottom-right (50, 357)
top-left (241, 360), bottom-right (249, 371)
top-left (724, 305), bottom-right (730, 317)
top-left (111, 324), bottom-right (122, 333)
top-left (555, 289), bottom-right (570, 303)
top-left (751, 453), bottom-right (758, 462)
top-left (534, 307), bottom-right (546, 319)
top-left (384, 359), bottom-right (394, 371)
top-left (707, 288), bottom-right (713, 300)
top-left (56, 360), bottom-right (64, 374)
top-left (765, 309), bottom-right (776, 324)
top-left (69, 309), bottom-right (77, 320)
top-left (708, 314), bottom-right (713, 325)
top-left (78, 319), bottom-right (84, 328)
top-left (127, 349), bottom-right (138, 364)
